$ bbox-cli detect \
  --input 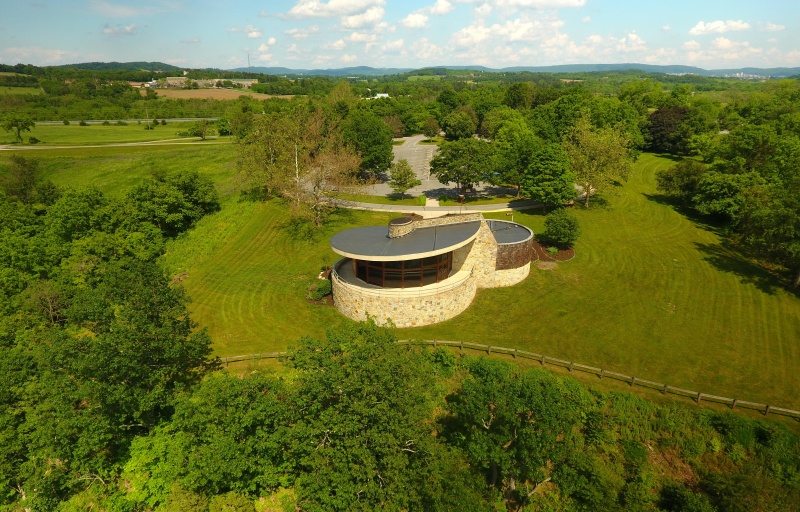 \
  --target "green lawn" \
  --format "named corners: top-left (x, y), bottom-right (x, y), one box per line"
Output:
top-left (161, 153), bottom-right (800, 410)
top-left (337, 191), bottom-right (422, 205)
top-left (0, 86), bottom-right (41, 95)
top-left (10, 144), bottom-right (239, 197)
top-left (29, 146), bottom-right (800, 409)
top-left (3, 122), bottom-right (223, 146)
